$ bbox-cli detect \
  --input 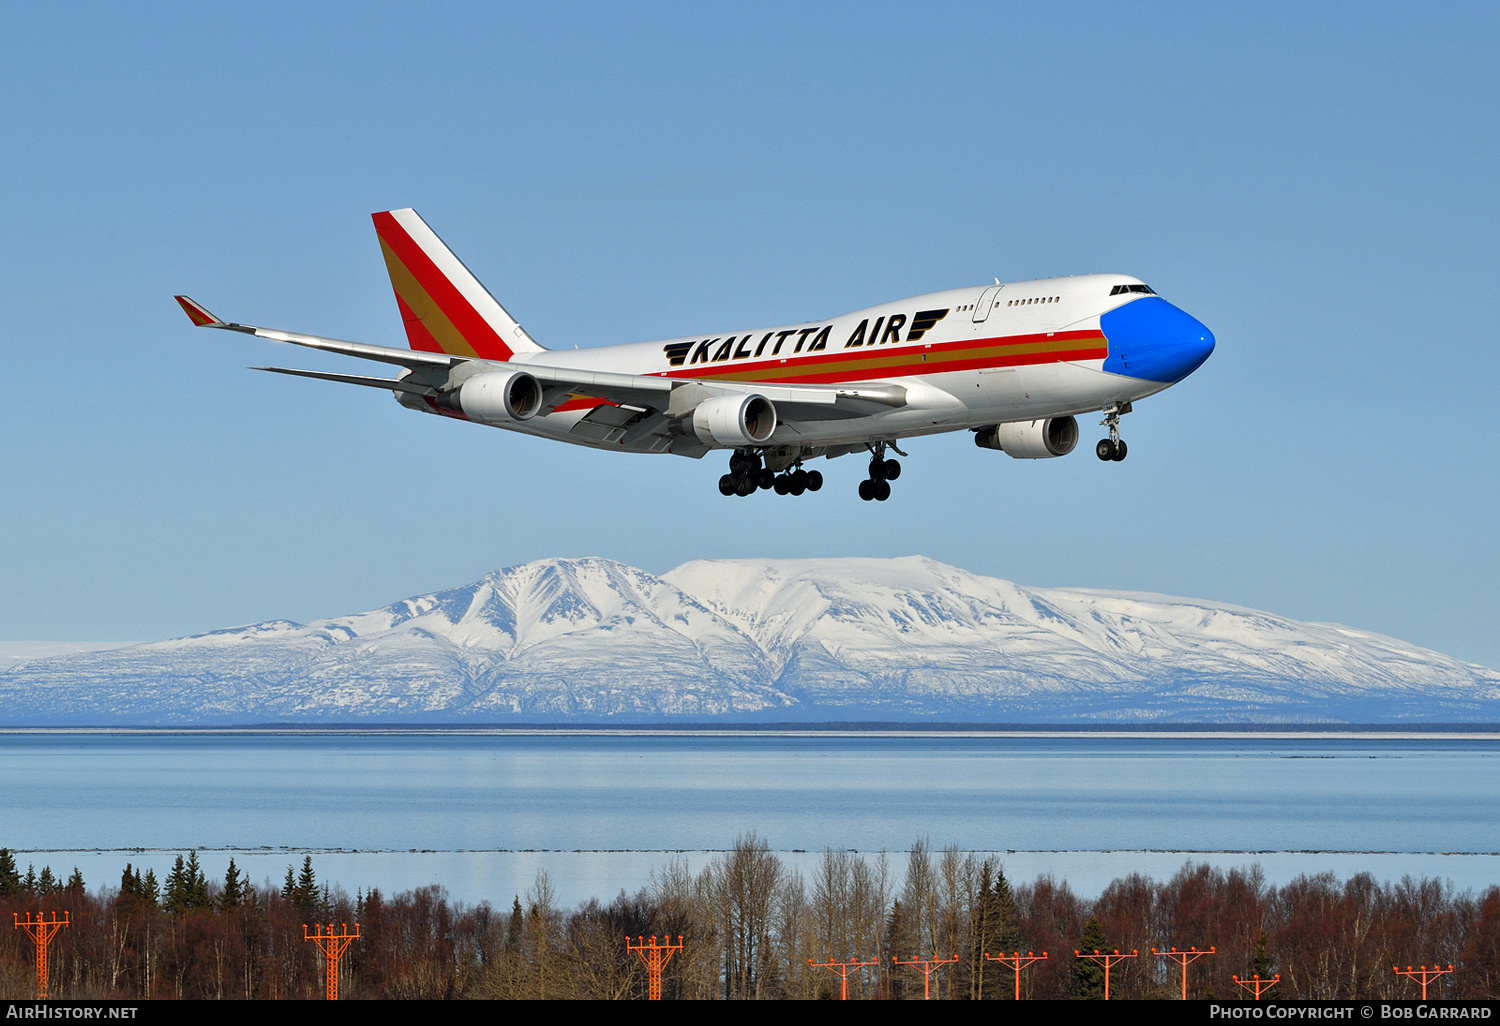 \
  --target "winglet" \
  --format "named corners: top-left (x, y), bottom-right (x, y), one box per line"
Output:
top-left (175, 295), bottom-right (224, 327)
